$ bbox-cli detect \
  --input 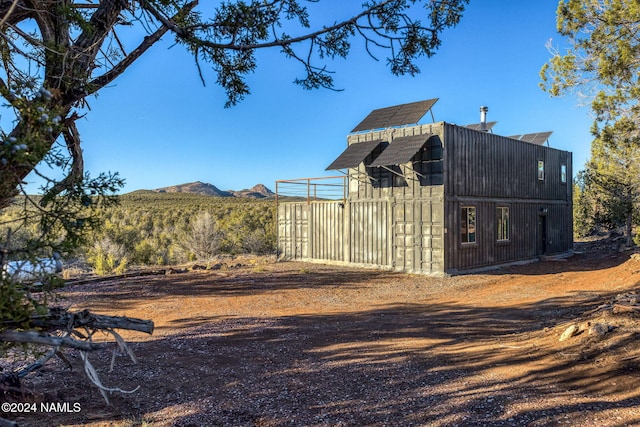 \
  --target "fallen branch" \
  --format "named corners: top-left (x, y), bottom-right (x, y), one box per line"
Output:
top-left (0, 308), bottom-right (153, 404)
top-left (0, 330), bottom-right (104, 350)
top-left (80, 351), bottom-right (140, 405)
top-left (5, 308), bottom-right (154, 335)
top-left (583, 303), bottom-right (613, 316)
